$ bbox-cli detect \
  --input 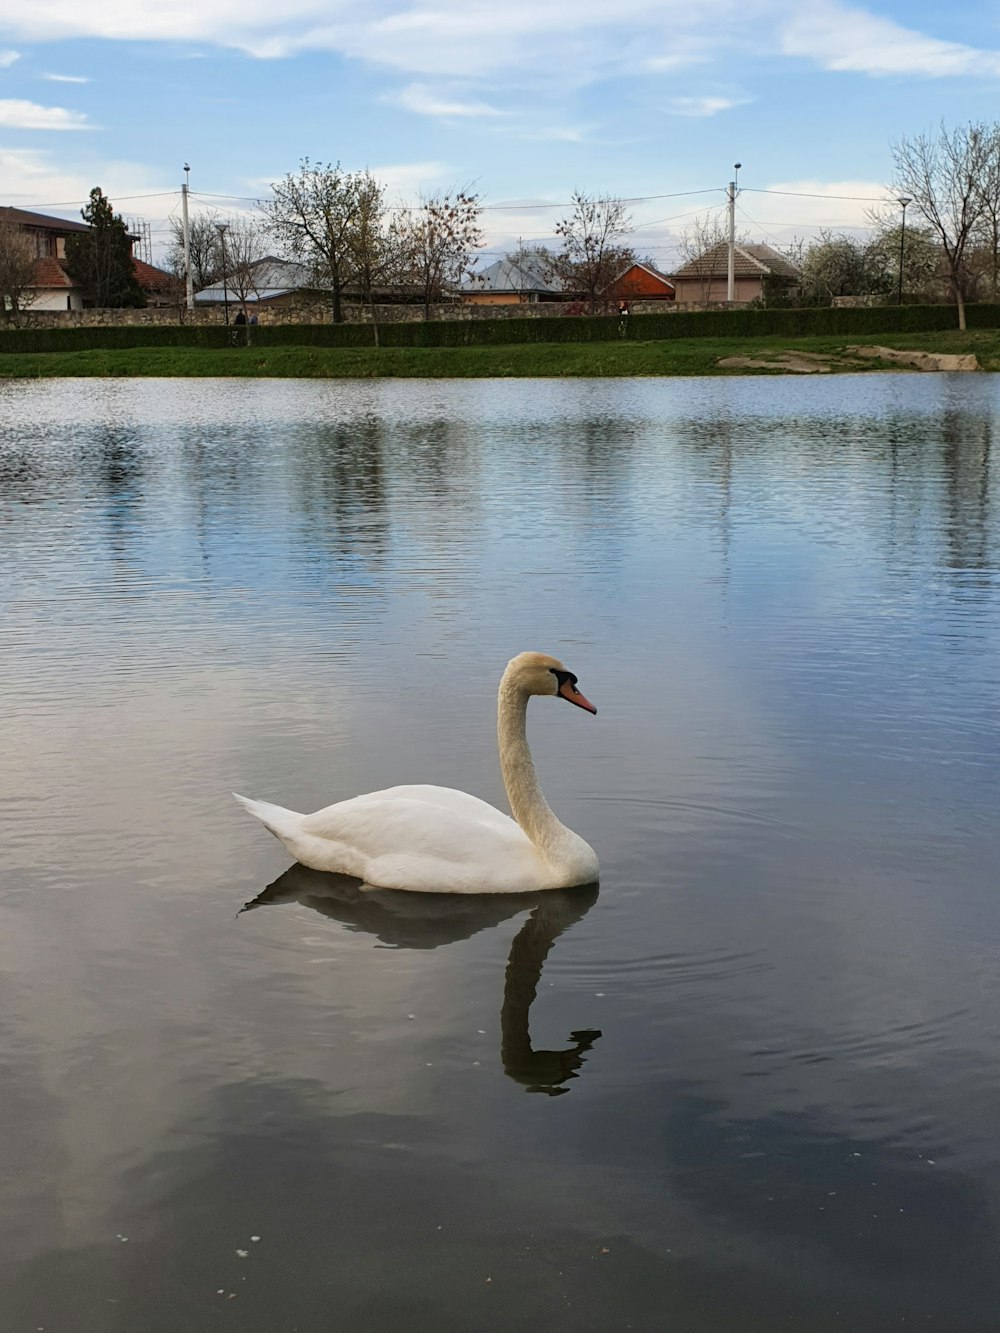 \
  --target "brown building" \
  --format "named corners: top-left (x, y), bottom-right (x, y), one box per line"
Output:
top-left (606, 262), bottom-right (675, 303)
top-left (669, 241), bottom-right (800, 304)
